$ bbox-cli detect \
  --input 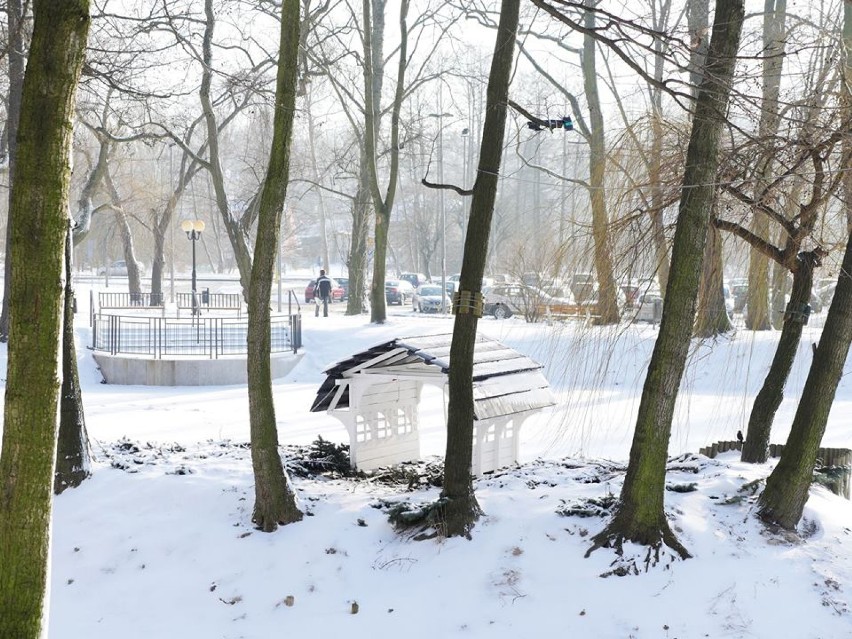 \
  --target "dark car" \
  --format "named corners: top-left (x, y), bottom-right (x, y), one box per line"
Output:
top-left (305, 278), bottom-right (345, 303)
top-left (385, 279), bottom-right (415, 305)
top-left (400, 272), bottom-right (428, 289)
